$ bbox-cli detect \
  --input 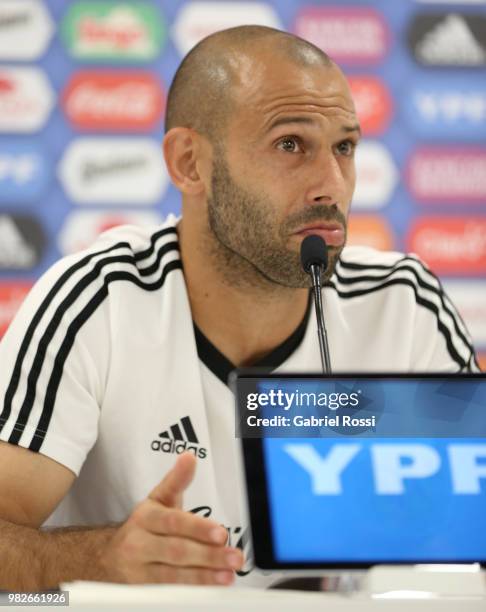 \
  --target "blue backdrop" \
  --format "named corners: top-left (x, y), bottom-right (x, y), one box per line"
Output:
top-left (0, 0), bottom-right (485, 364)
